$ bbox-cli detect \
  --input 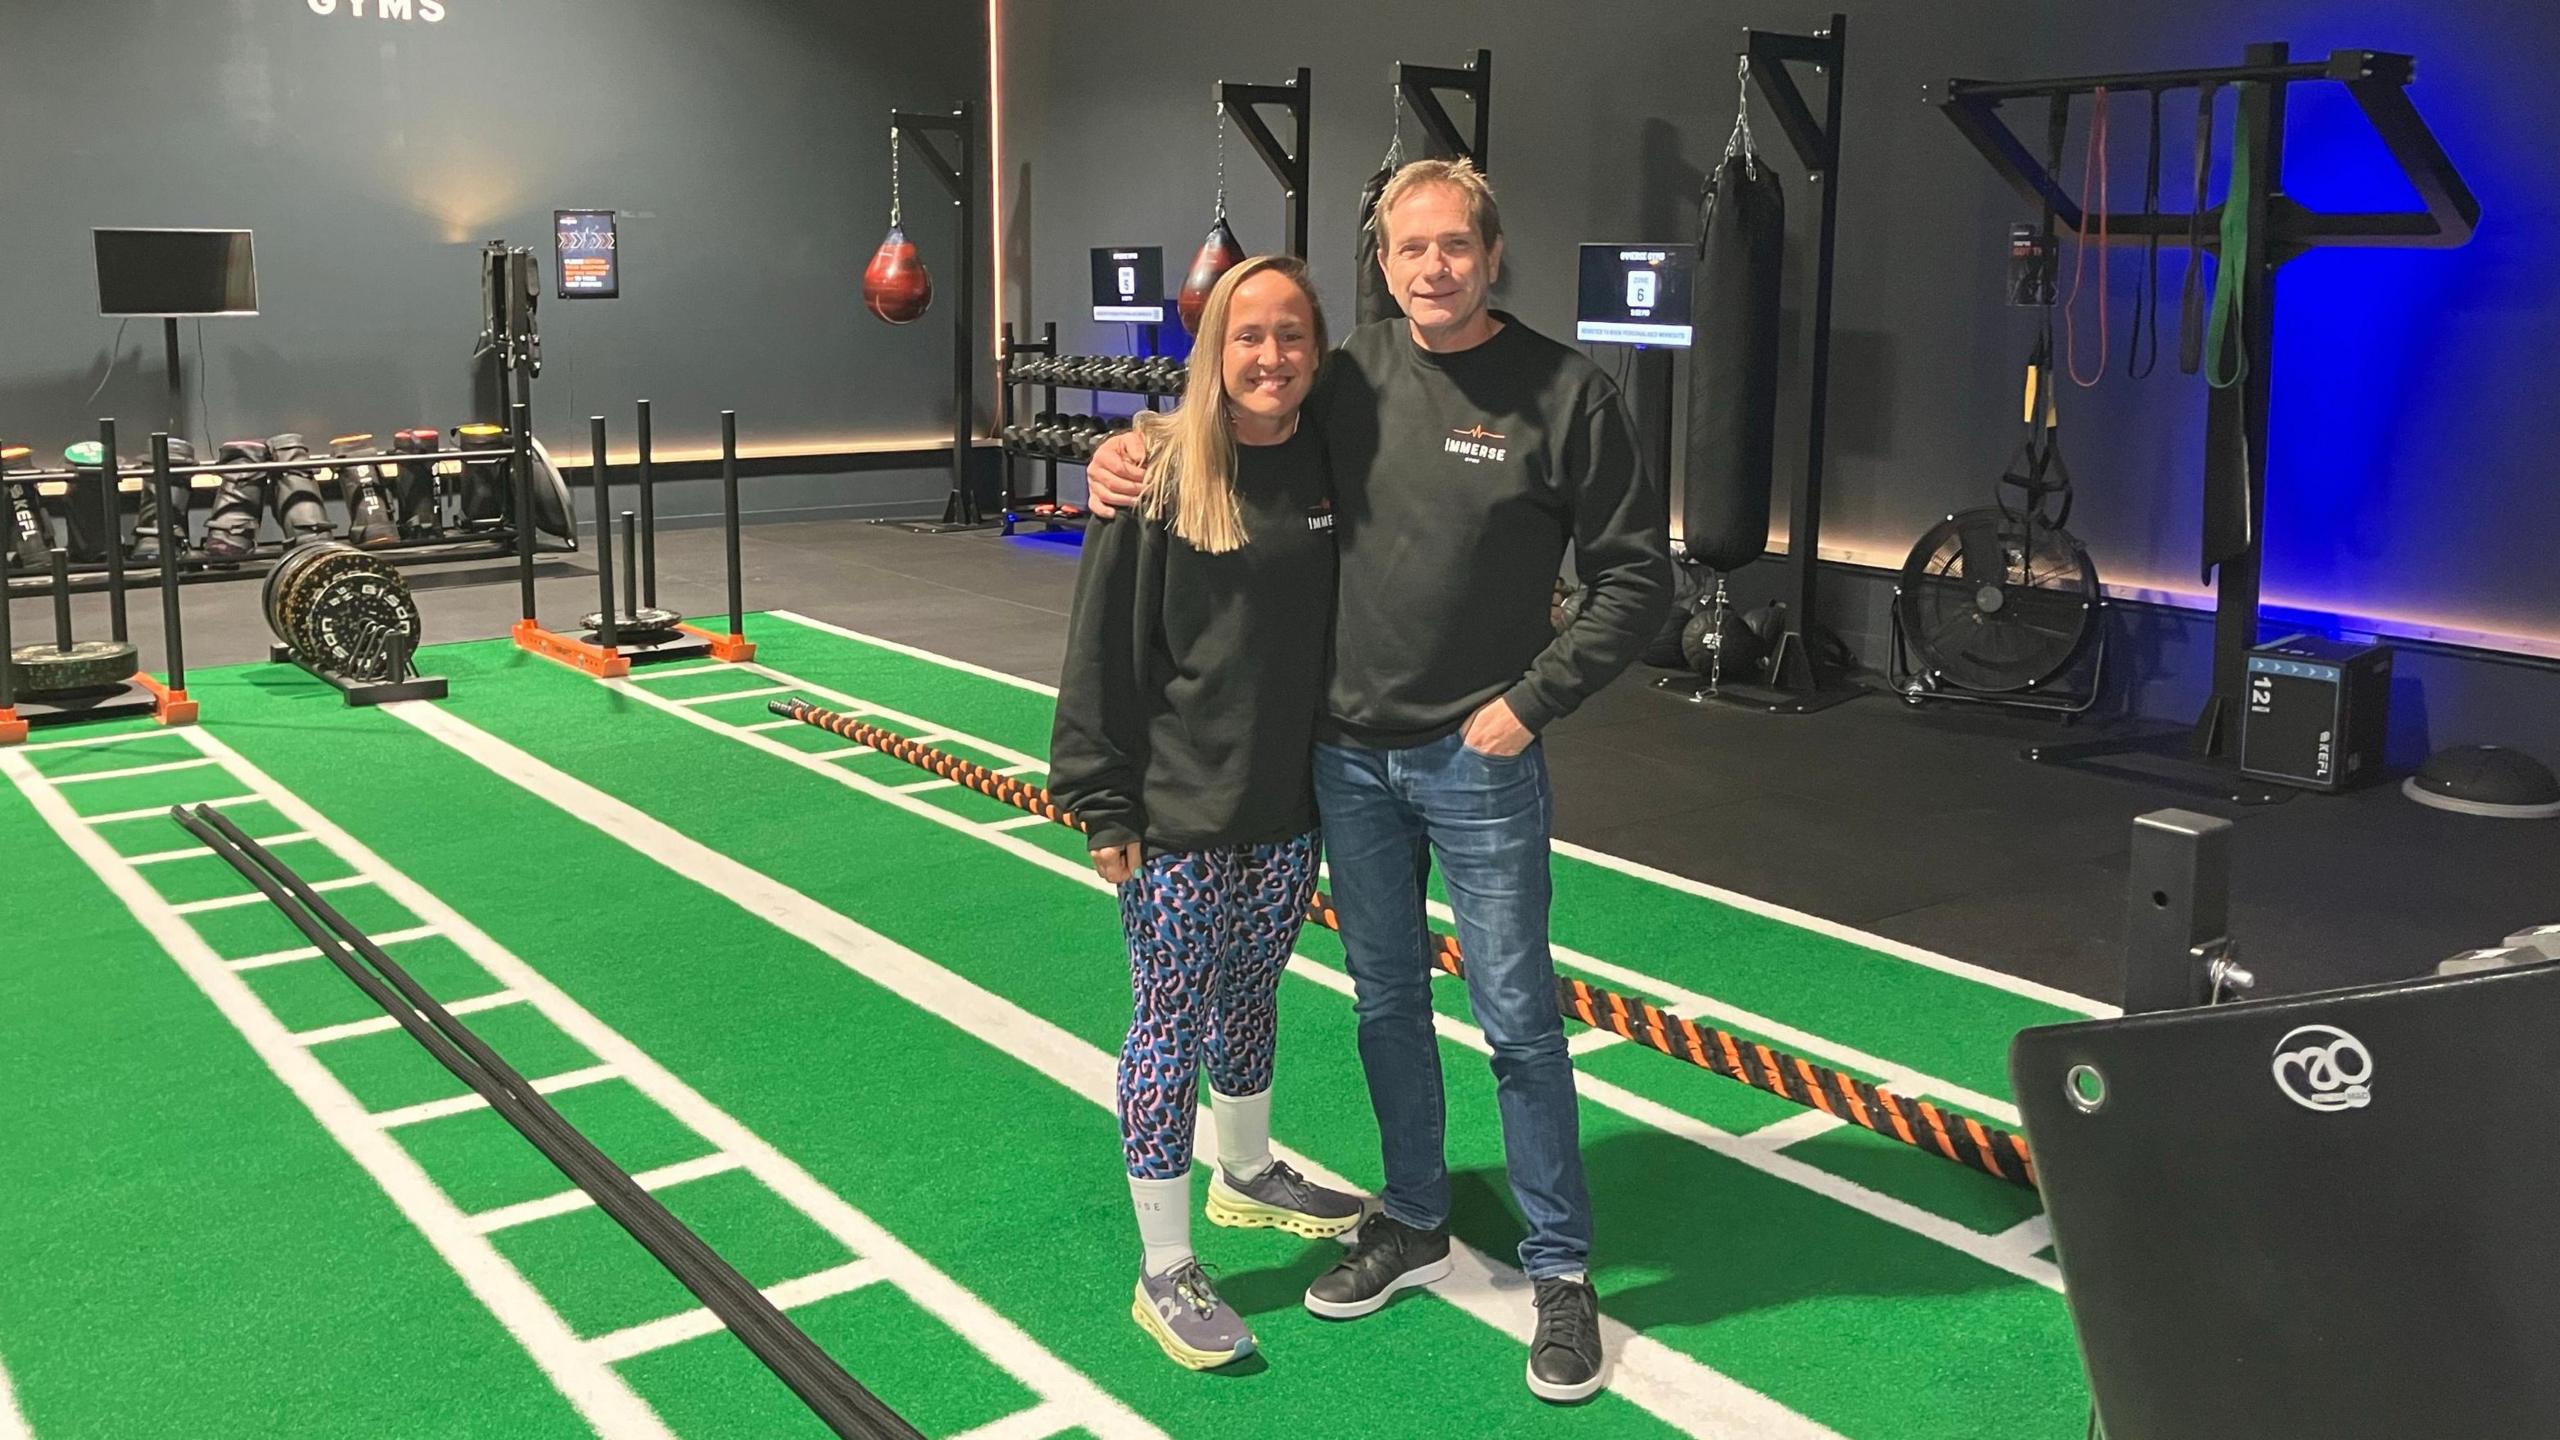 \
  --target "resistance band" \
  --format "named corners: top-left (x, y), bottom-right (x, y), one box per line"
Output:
top-left (2177, 82), bottom-right (2221, 375)
top-left (2203, 84), bottom-right (2256, 390)
top-left (2127, 89), bottom-right (2164, 378)
top-left (2064, 87), bottom-right (2110, 388)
